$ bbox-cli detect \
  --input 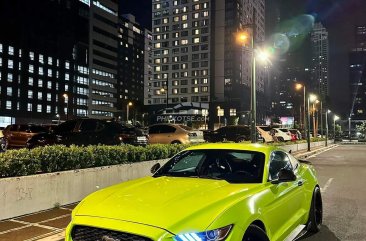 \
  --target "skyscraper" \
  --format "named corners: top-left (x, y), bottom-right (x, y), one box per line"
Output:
top-left (0, 0), bottom-right (120, 126)
top-left (350, 26), bottom-right (366, 119)
top-left (311, 22), bottom-right (329, 101)
top-left (147, 0), bottom-right (265, 127)
top-left (118, 14), bottom-right (152, 121)
top-left (88, 0), bottom-right (119, 118)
